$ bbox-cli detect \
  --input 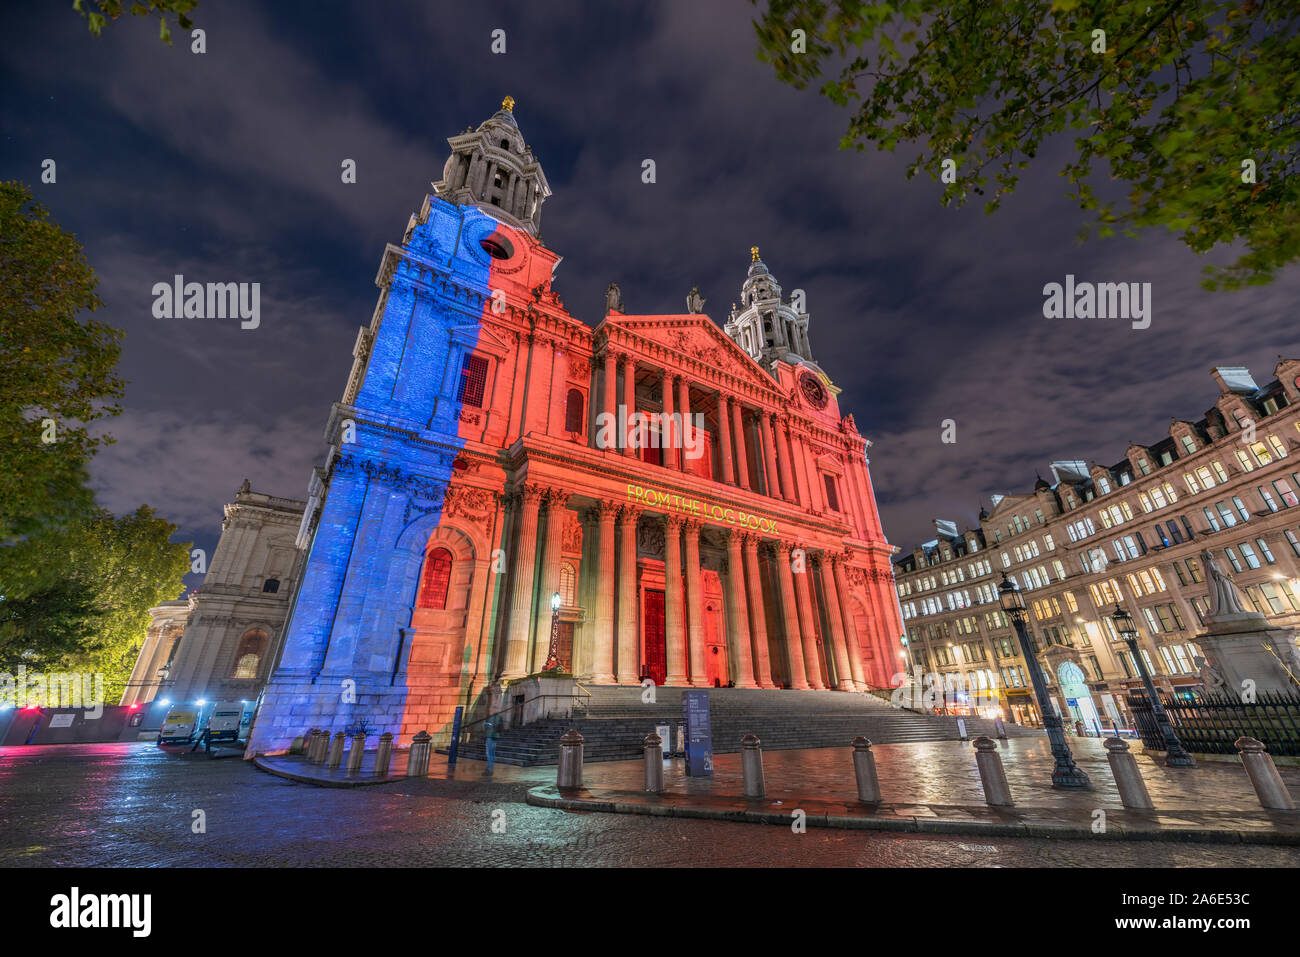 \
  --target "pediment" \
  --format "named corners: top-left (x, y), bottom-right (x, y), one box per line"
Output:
top-left (452, 322), bottom-right (512, 357)
top-left (607, 314), bottom-right (777, 393)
